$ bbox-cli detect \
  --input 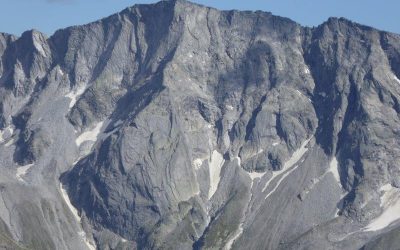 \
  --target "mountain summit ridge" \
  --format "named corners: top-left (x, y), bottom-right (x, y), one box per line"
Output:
top-left (5, 0), bottom-right (400, 39)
